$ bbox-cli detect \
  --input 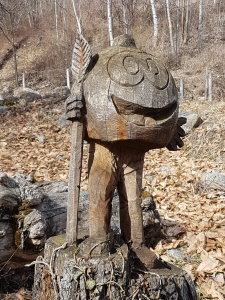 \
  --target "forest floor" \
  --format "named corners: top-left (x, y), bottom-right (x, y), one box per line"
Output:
top-left (1, 97), bottom-right (225, 299)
